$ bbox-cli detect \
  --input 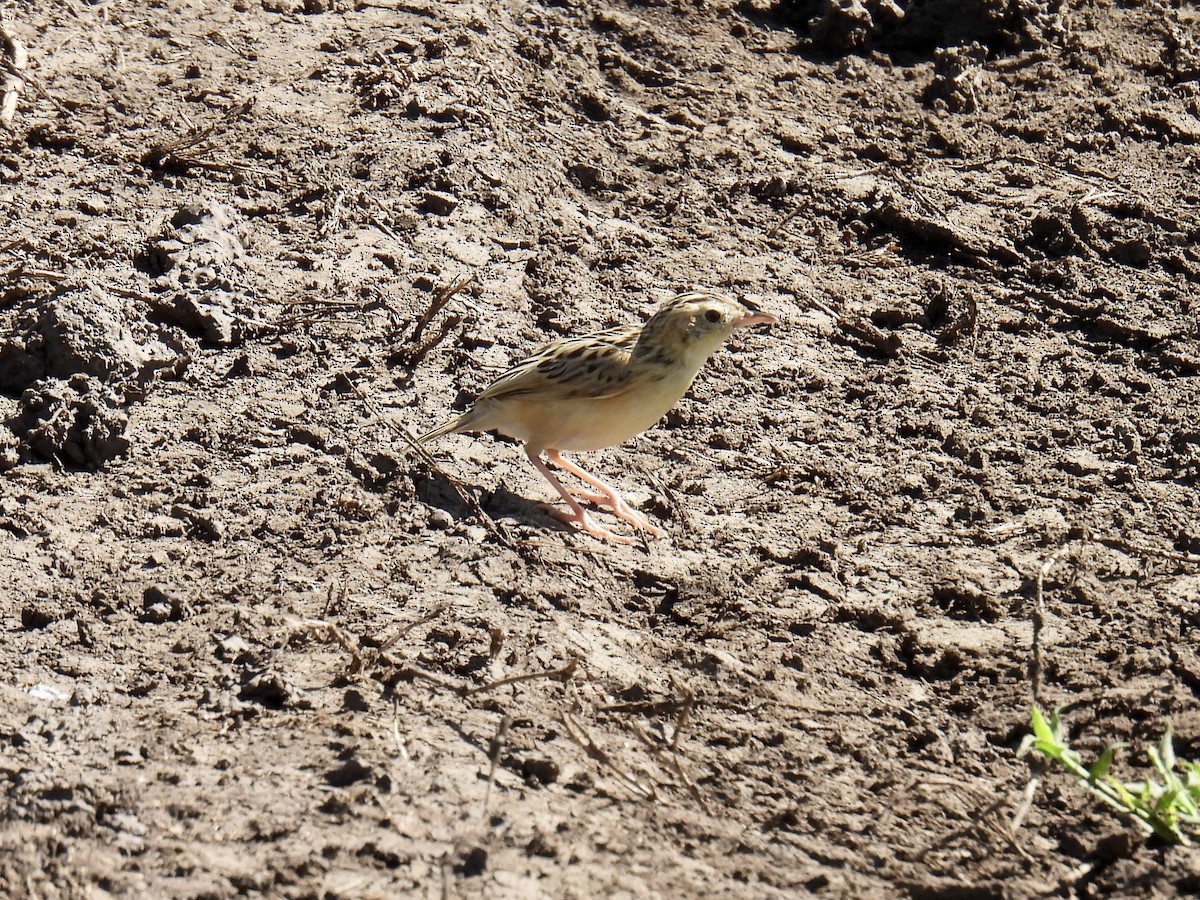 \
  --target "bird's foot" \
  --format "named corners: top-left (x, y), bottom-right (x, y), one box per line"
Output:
top-left (537, 504), bottom-right (636, 545)
top-left (569, 490), bottom-right (665, 537)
